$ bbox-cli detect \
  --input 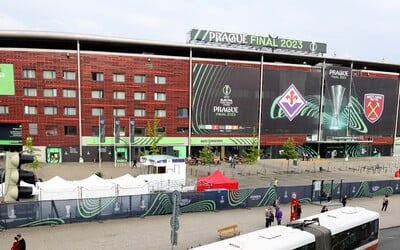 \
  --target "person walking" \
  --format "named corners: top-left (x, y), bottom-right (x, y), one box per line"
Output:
top-left (275, 207), bottom-right (283, 225)
top-left (11, 236), bottom-right (20, 250)
top-left (381, 194), bottom-right (389, 211)
top-left (132, 159), bottom-right (137, 168)
top-left (341, 195), bottom-right (347, 207)
top-left (17, 234), bottom-right (26, 250)
top-left (273, 177), bottom-right (279, 188)
top-left (296, 203), bottom-right (302, 219)
top-left (273, 196), bottom-right (280, 212)
top-left (265, 206), bottom-right (274, 228)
